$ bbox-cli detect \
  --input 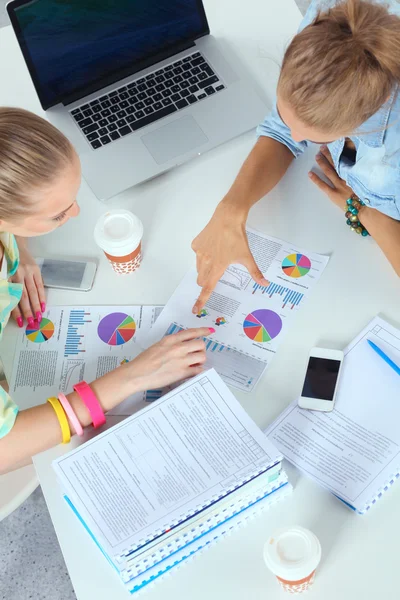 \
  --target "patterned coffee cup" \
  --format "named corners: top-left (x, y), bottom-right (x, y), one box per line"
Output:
top-left (264, 527), bottom-right (321, 595)
top-left (94, 210), bottom-right (143, 276)
top-left (104, 243), bottom-right (142, 275)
